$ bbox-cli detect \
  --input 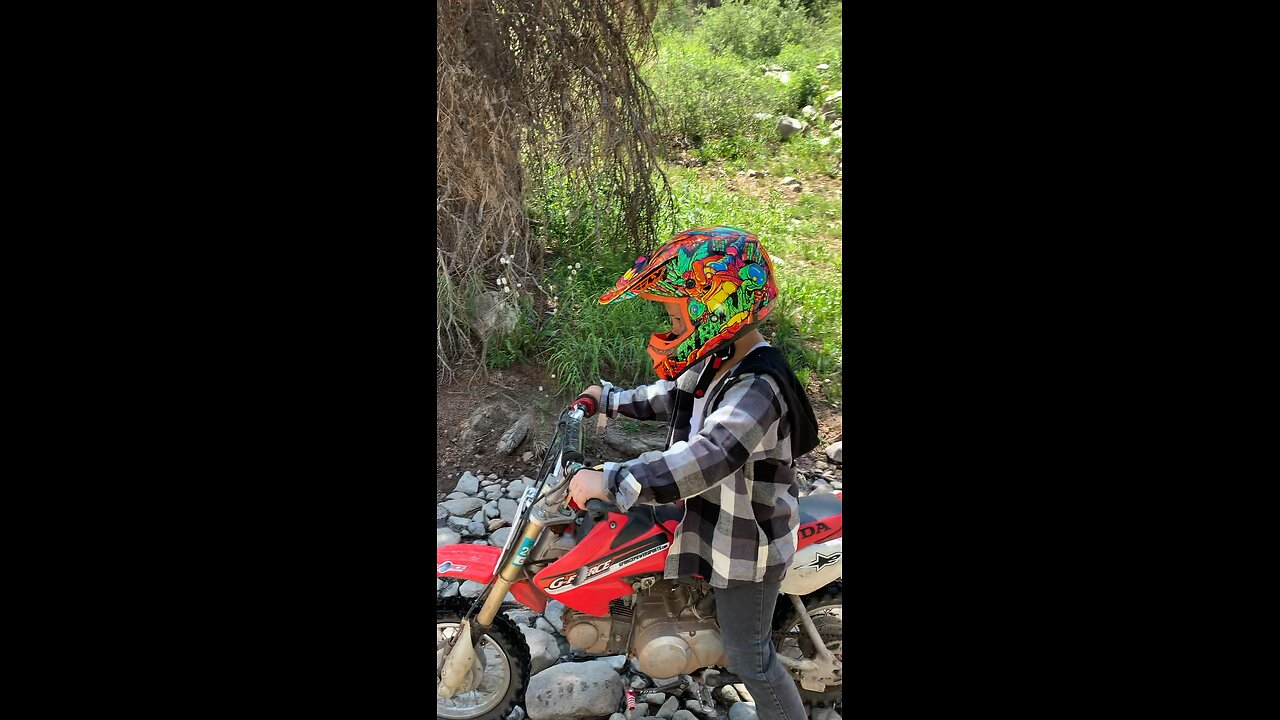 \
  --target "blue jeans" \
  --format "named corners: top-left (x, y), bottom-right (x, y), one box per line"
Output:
top-left (714, 580), bottom-right (809, 720)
